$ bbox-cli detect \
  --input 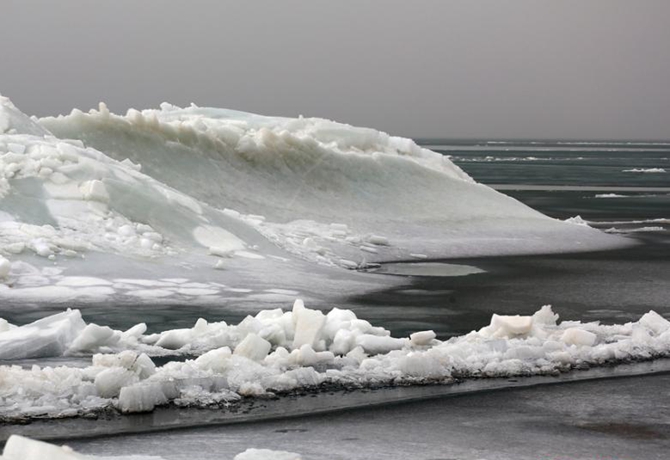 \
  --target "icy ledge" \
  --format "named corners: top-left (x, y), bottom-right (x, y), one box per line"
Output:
top-left (2, 301), bottom-right (670, 421)
top-left (0, 435), bottom-right (301, 460)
